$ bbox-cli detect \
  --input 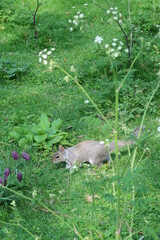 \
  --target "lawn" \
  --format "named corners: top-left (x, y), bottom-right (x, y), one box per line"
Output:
top-left (0, 0), bottom-right (160, 239)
